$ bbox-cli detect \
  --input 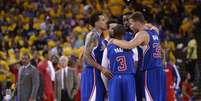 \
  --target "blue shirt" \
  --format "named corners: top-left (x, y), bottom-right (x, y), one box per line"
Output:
top-left (102, 44), bottom-right (136, 74)
top-left (123, 32), bottom-right (134, 41)
top-left (141, 29), bottom-right (163, 71)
